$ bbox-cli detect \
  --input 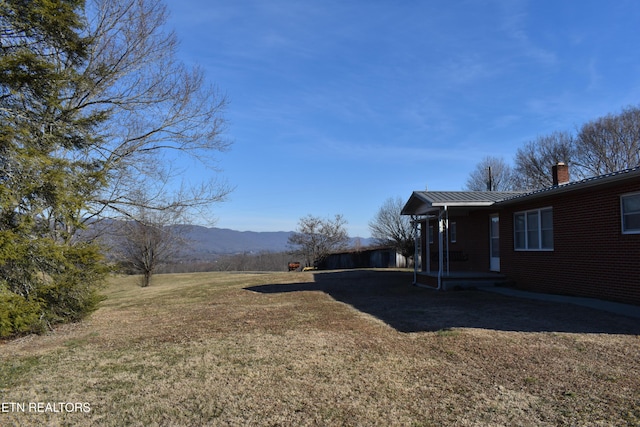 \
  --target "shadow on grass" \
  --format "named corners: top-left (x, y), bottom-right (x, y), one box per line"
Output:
top-left (245, 270), bottom-right (640, 335)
